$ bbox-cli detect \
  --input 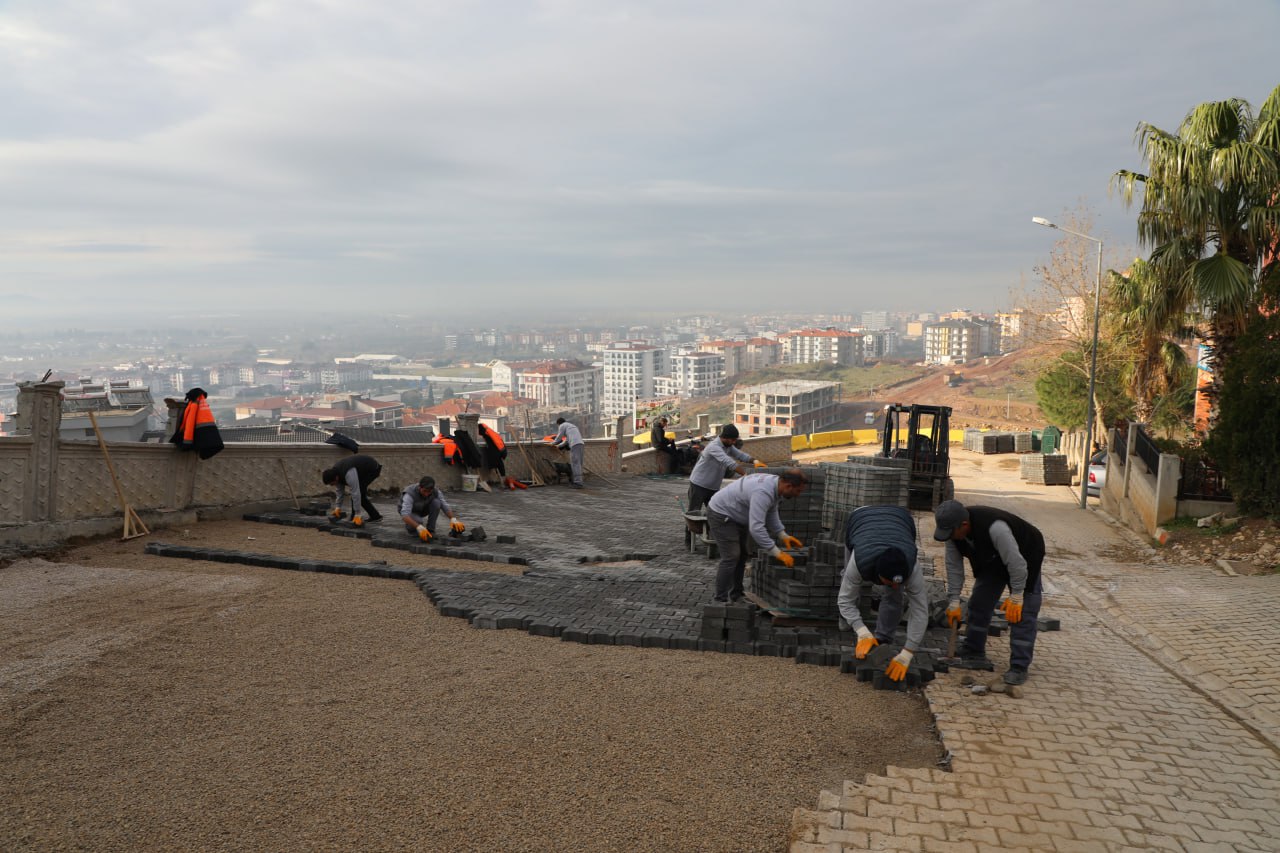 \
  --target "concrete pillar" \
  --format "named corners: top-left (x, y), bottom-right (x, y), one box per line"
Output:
top-left (697, 413), bottom-right (710, 436)
top-left (455, 412), bottom-right (479, 436)
top-left (16, 381), bottom-right (64, 522)
top-left (1122, 423), bottom-right (1139, 498)
top-left (163, 397), bottom-right (186, 438)
top-left (1154, 452), bottom-right (1181, 526)
top-left (613, 415), bottom-right (628, 473)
